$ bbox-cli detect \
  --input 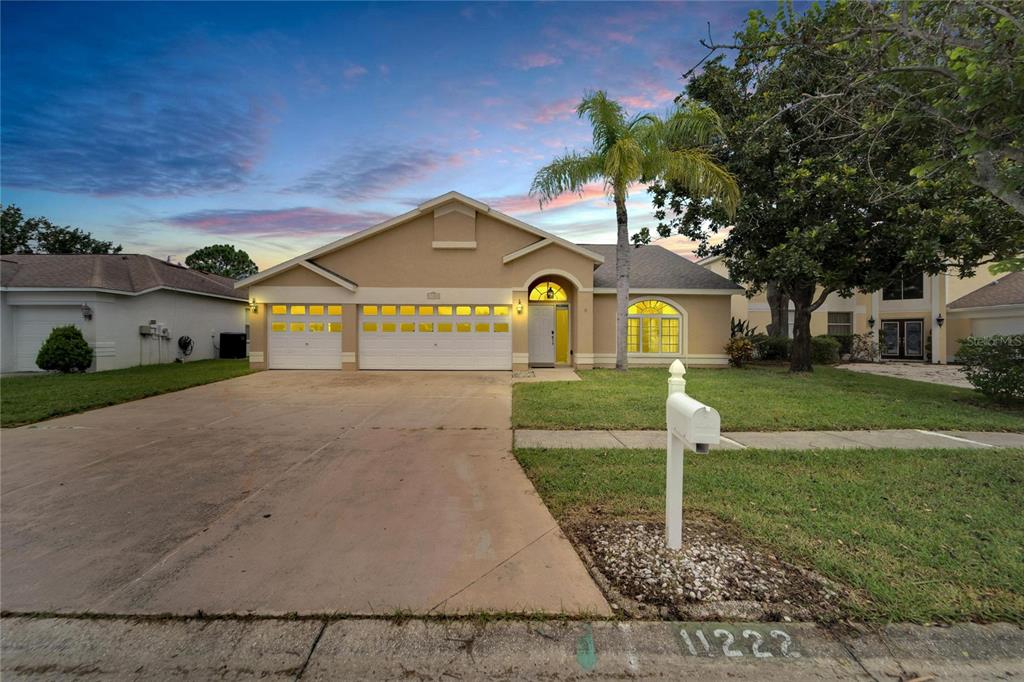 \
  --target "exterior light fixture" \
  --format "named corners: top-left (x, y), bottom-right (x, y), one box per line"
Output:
top-left (81, 303), bottom-right (93, 320)
top-left (936, 314), bottom-right (944, 327)
top-left (545, 285), bottom-right (555, 300)
top-left (248, 298), bottom-right (259, 313)
top-left (867, 316), bottom-right (875, 329)
top-left (516, 299), bottom-right (523, 314)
